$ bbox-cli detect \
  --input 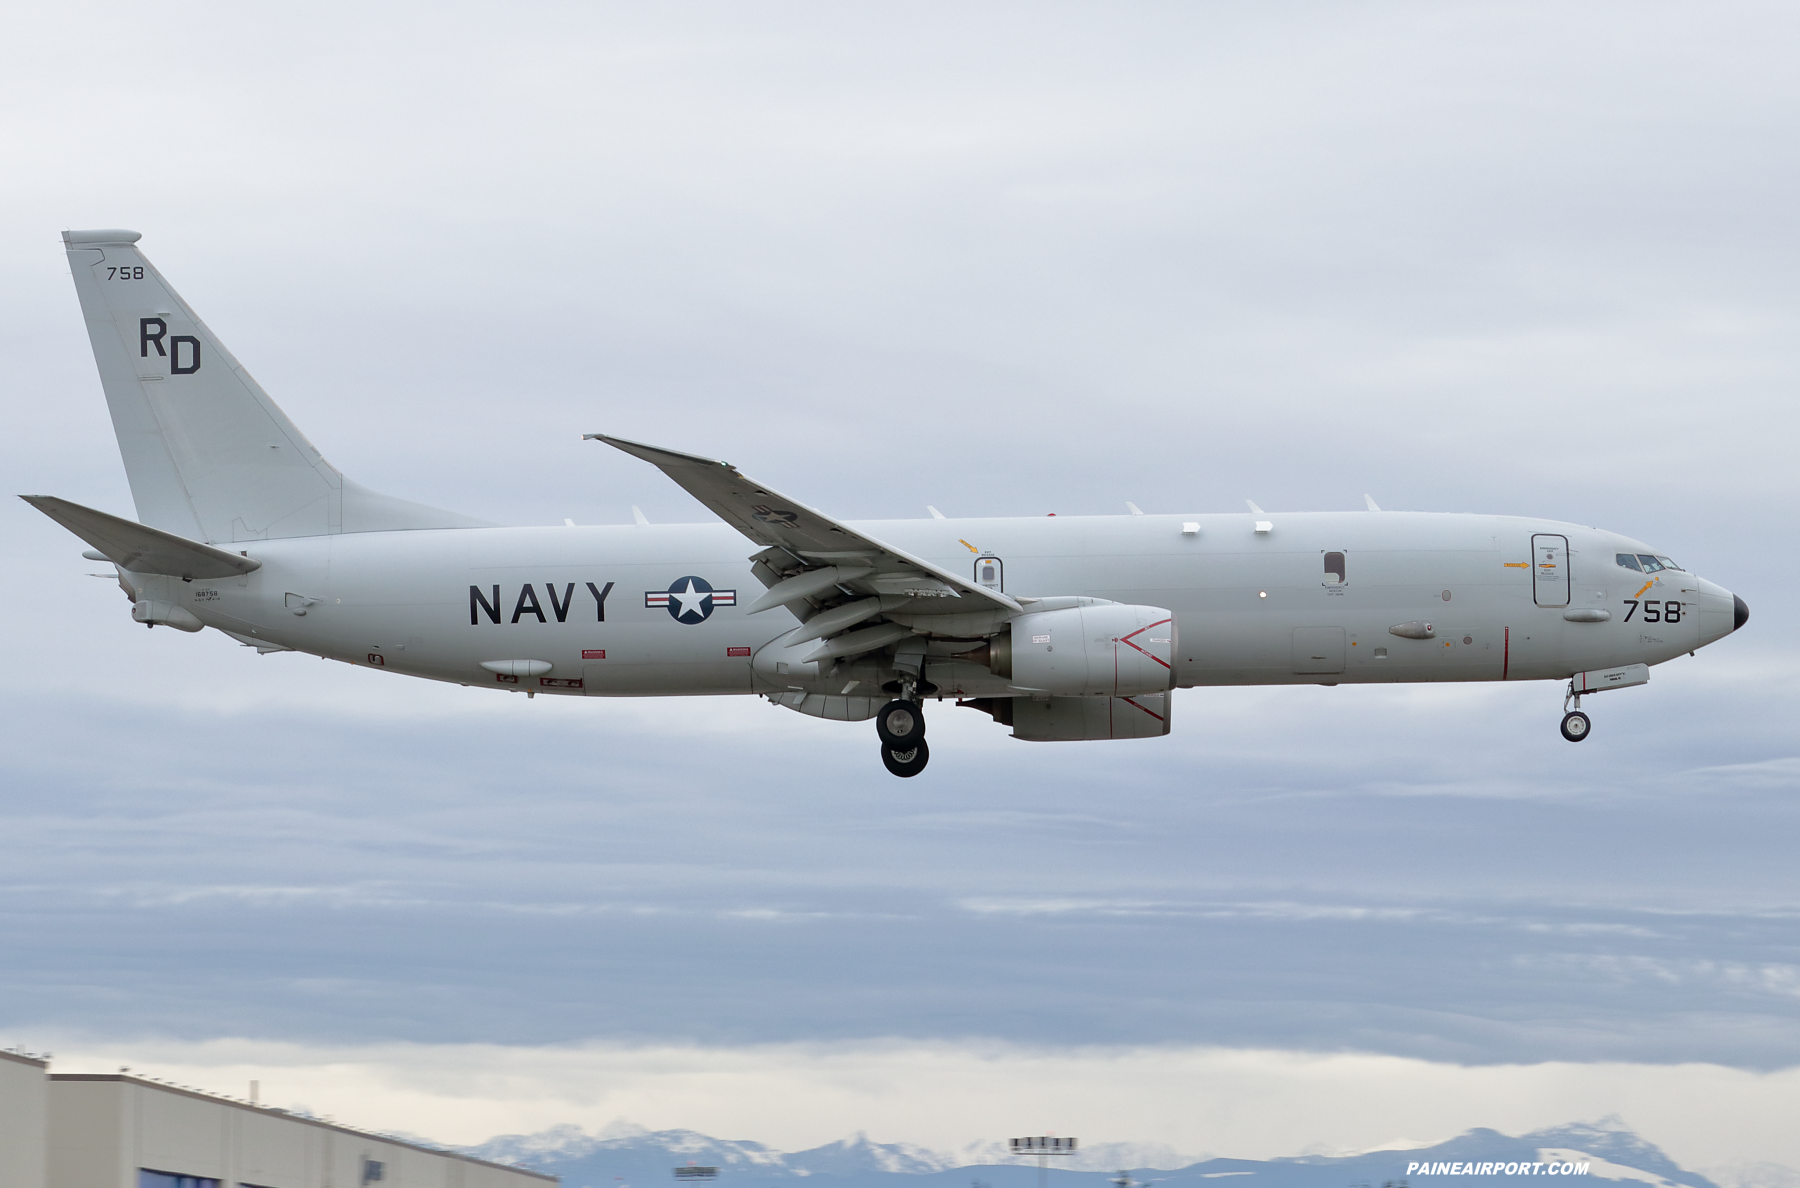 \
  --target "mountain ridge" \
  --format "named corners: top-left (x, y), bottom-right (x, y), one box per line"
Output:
top-left (461, 1117), bottom-right (1727, 1187)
